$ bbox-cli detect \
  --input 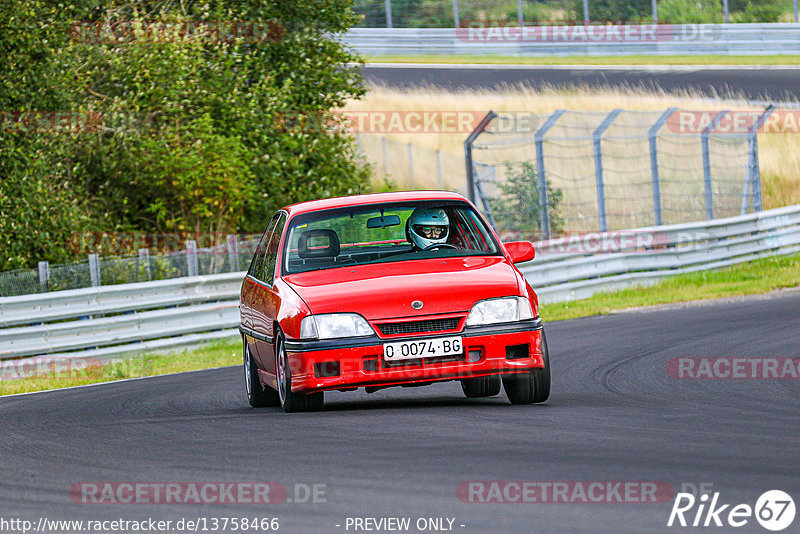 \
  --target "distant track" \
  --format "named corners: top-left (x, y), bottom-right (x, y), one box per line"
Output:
top-left (2, 293), bottom-right (800, 533)
top-left (363, 63), bottom-right (800, 102)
